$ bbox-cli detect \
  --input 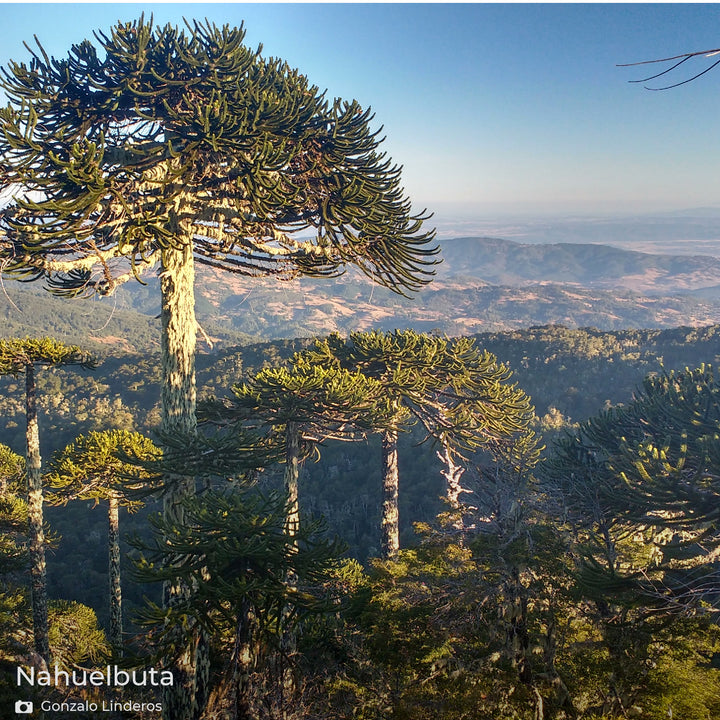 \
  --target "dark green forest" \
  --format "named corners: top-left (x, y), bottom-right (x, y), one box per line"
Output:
top-left (2, 324), bottom-right (720, 719)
